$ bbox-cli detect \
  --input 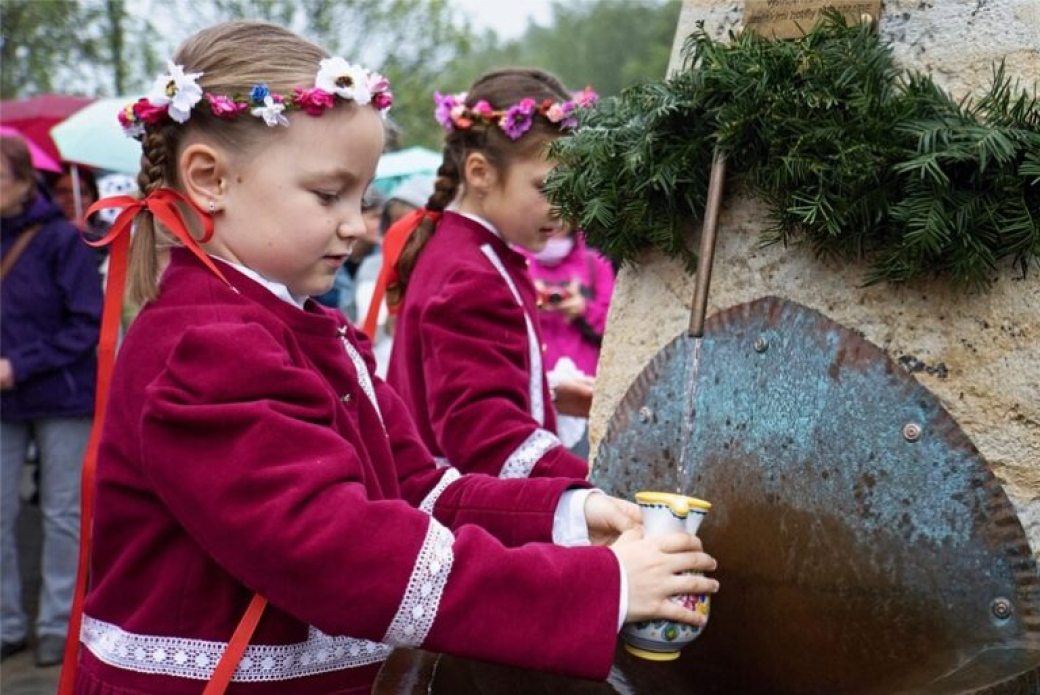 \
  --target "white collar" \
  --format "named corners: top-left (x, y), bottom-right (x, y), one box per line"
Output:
top-left (455, 210), bottom-right (502, 240)
top-left (212, 256), bottom-right (308, 309)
